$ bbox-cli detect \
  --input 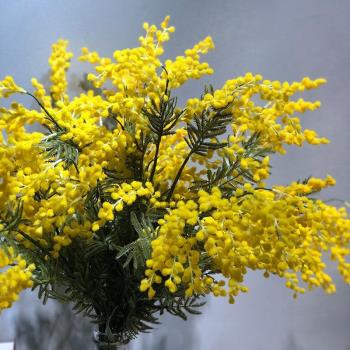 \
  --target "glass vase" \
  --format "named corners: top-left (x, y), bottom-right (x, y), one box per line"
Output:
top-left (93, 330), bottom-right (128, 350)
